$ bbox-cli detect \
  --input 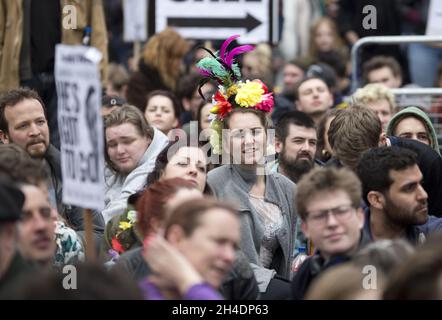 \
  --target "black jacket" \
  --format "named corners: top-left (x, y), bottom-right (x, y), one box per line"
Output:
top-left (116, 247), bottom-right (260, 300)
top-left (291, 230), bottom-right (371, 300)
top-left (0, 252), bottom-right (34, 298)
